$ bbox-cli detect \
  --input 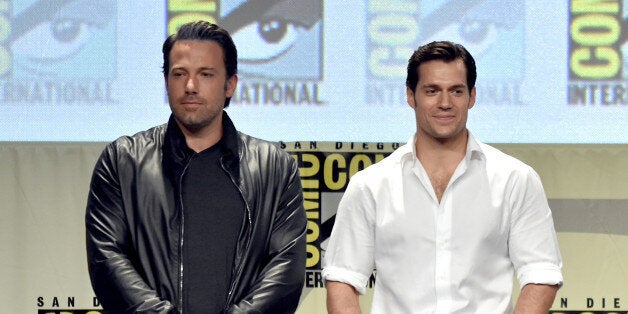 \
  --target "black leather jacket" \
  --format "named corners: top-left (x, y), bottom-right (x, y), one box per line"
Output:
top-left (85, 112), bottom-right (306, 313)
